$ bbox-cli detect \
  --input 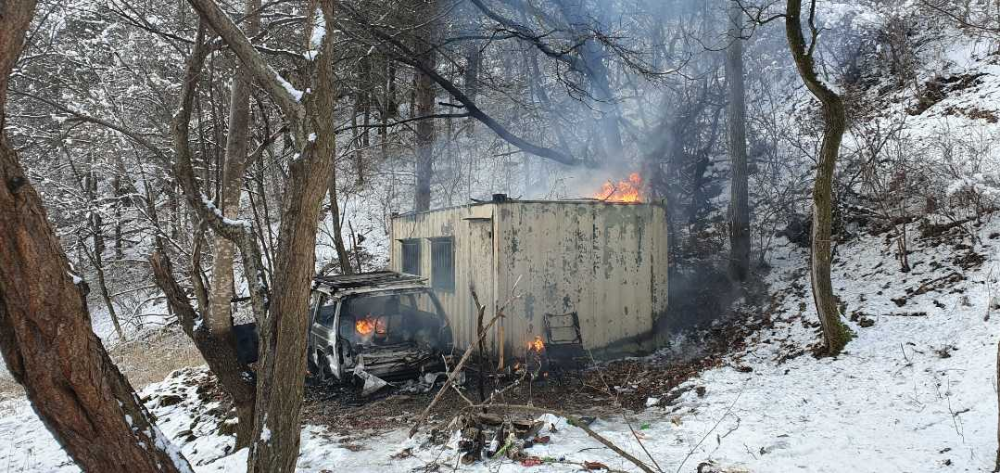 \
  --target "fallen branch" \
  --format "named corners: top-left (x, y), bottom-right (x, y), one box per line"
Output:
top-left (408, 309), bottom-right (500, 438)
top-left (674, 379), bottom-right (748, 473)
top-left (486, 404), bottom-right (657, 473)
top-left (627, 420), bottom-right (664, 472)
top-left (409, 277), bottom-right (522, 438)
